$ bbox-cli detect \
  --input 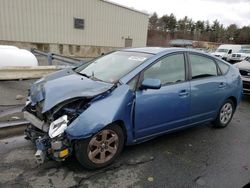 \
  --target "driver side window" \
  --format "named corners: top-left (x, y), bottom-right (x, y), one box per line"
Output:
top-left (143, 53), bottom-right (186, 85)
